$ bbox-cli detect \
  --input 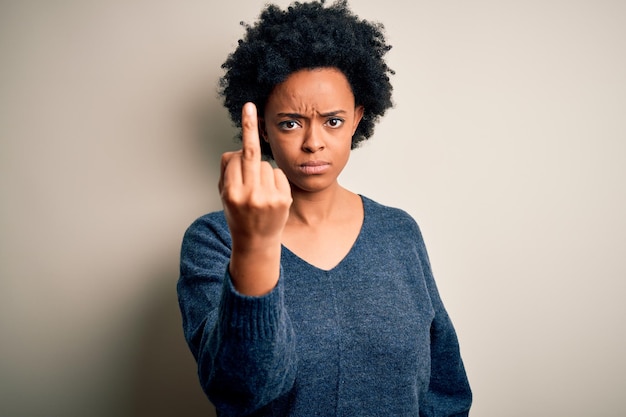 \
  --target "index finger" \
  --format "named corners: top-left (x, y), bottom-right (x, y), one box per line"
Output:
top-left (241, 102), bottom-right (261, 182)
